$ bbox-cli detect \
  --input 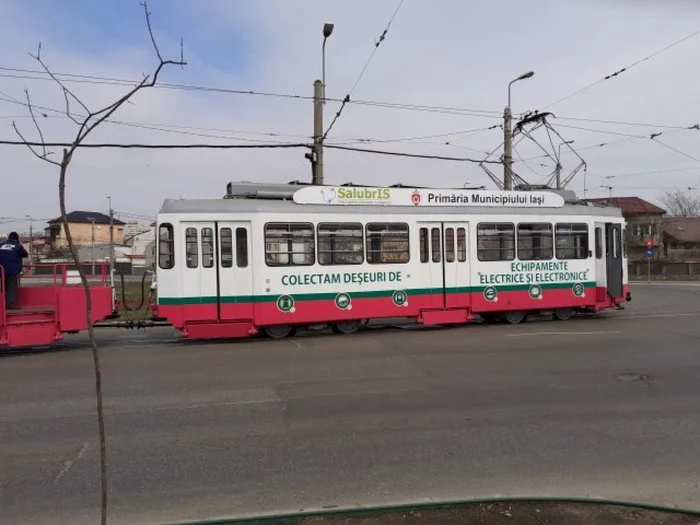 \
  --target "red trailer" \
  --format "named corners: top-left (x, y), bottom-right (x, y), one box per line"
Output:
top-left (0, 264), bottom-right (116, 348)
